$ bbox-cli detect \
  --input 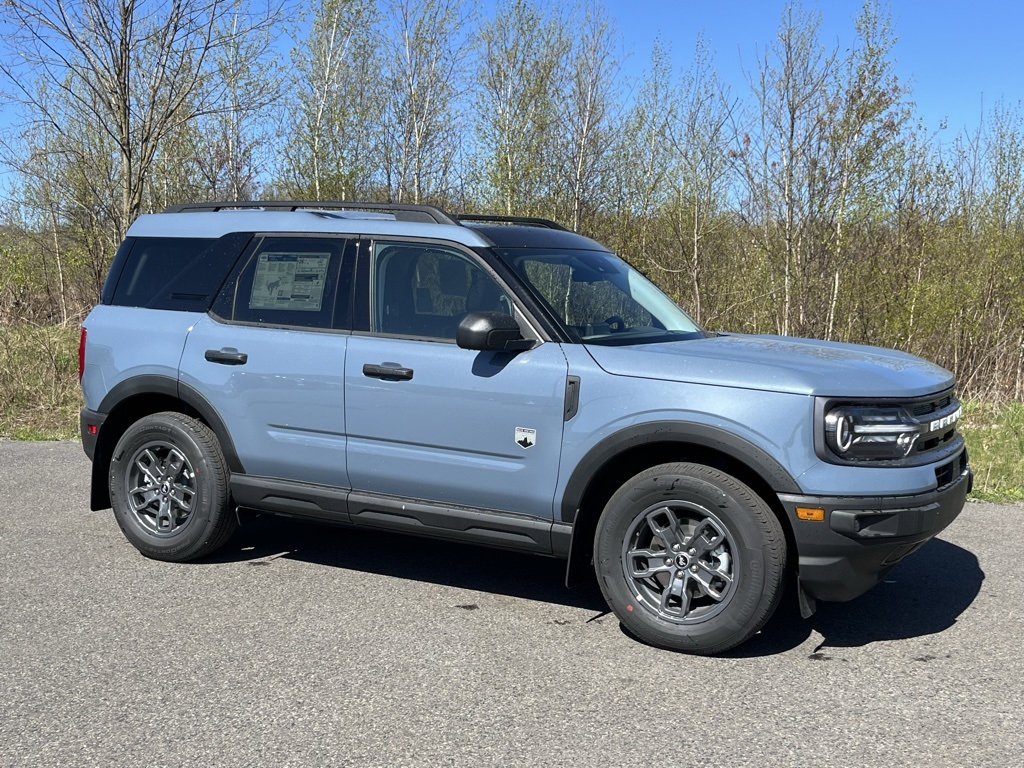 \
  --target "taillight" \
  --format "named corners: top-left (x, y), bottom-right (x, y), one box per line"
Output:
top-left (79, 327), bottom-right (87, 382)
